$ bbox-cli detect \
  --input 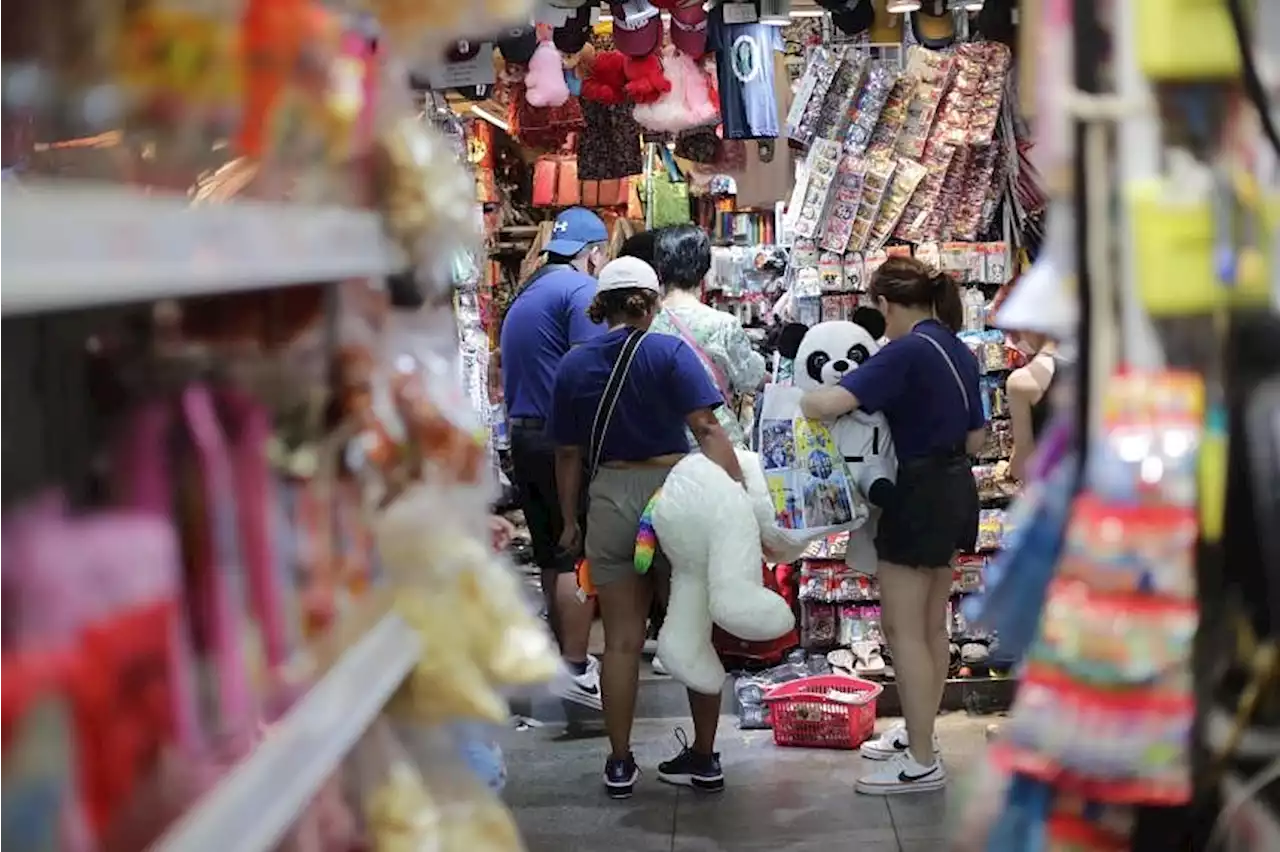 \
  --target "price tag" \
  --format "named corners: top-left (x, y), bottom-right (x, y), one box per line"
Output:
top-left (722, 2), bottom-right (758, 23)
top-left (419, 45), bottom-right (497, 90)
